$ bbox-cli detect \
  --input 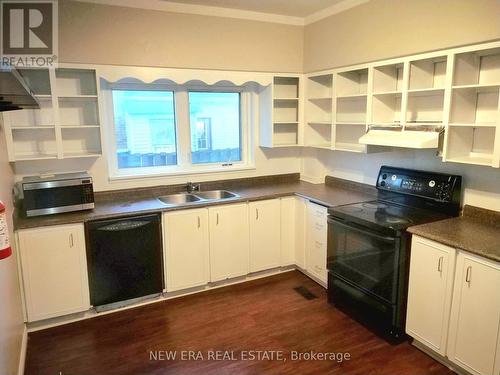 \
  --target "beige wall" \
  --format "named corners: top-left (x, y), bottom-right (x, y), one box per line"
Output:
top-left (59, 0), bottom-right (303, 73)
top-left (0, 122), bottom-right (24, 375)
top-left (304, 0), bottom-right (500, 72)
